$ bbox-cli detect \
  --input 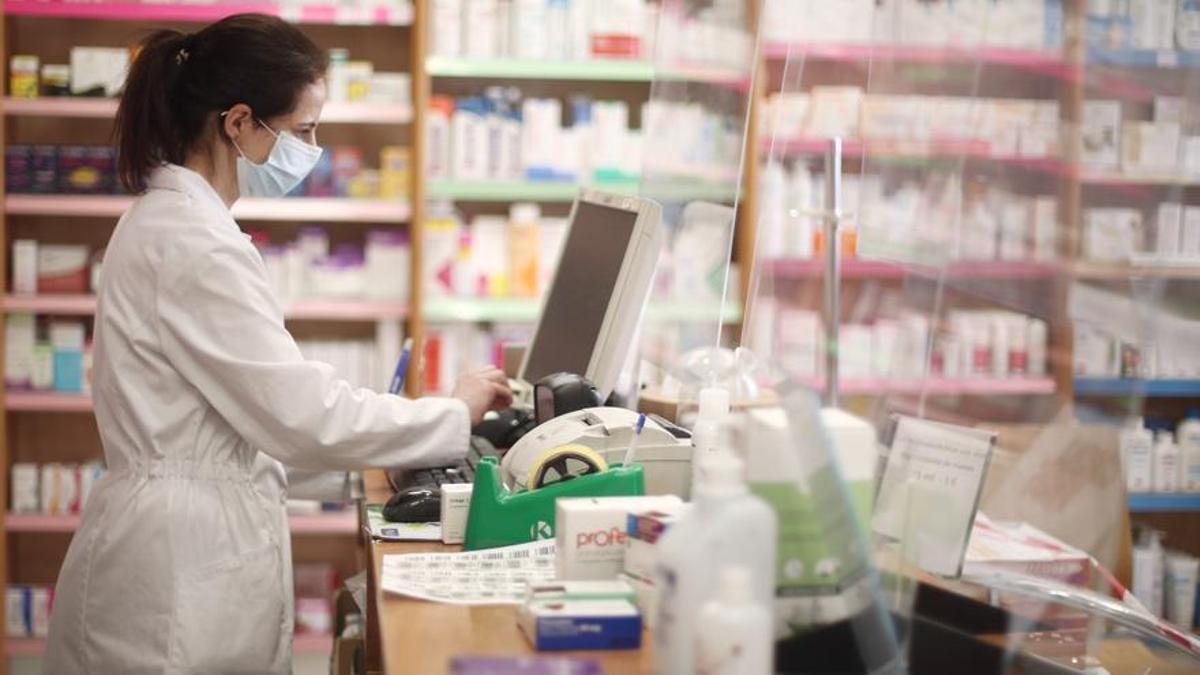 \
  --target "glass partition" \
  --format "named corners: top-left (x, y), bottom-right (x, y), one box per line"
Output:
top-left (745, 0), bottom-right (1200, 671)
